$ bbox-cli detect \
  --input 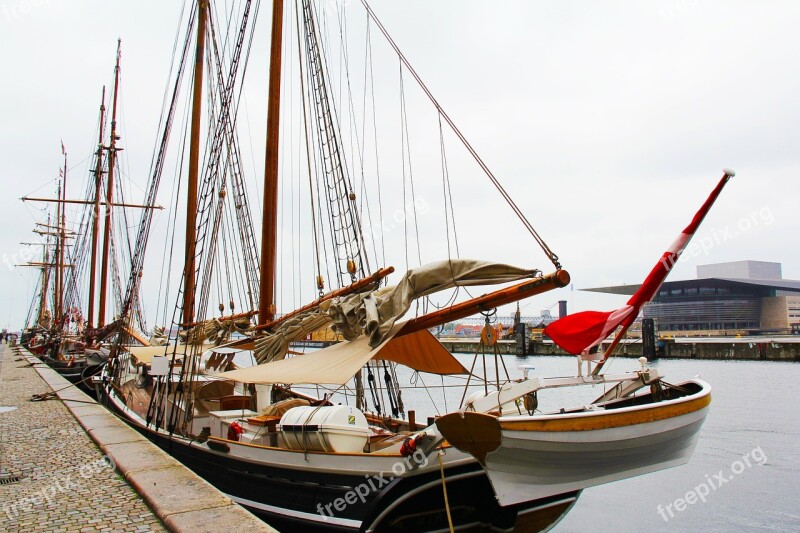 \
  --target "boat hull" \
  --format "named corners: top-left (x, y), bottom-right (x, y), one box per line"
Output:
top-left (100, 382), bottom-right (579, 532)
top-left (439, 379), bottom-right (711, 507)
top-left (40, 354), bottom-right (104, 395)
